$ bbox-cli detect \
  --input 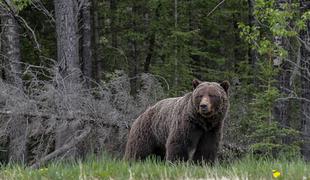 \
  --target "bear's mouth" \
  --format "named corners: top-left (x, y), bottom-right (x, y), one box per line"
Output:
top-left (199, 109), bottom-right (214, 118)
